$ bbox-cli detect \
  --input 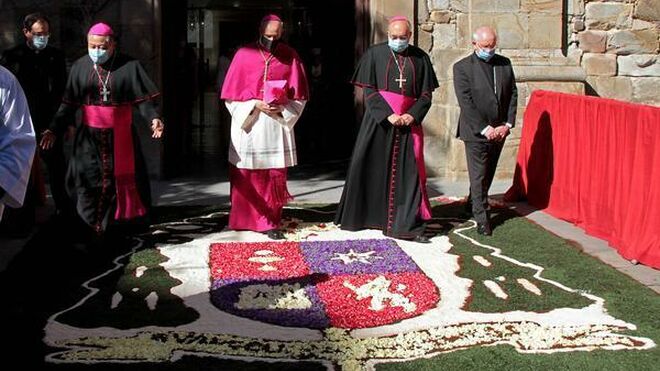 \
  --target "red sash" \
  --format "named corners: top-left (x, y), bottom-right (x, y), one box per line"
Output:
top-left (378, 91), bottom-right (432, 220)
top-left (82, 105), bottom-right (147, 220)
